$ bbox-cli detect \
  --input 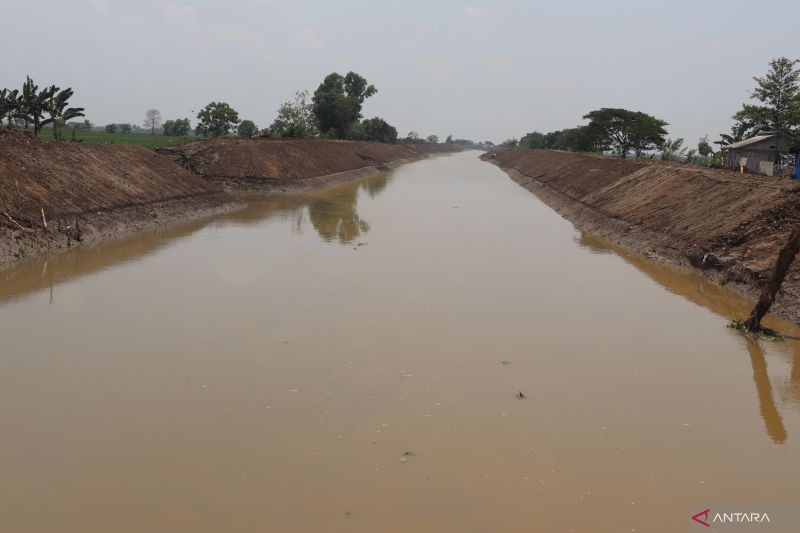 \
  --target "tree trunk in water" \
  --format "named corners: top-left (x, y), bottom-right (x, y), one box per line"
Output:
top-left (744, 229), bottom-right (800, 331)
